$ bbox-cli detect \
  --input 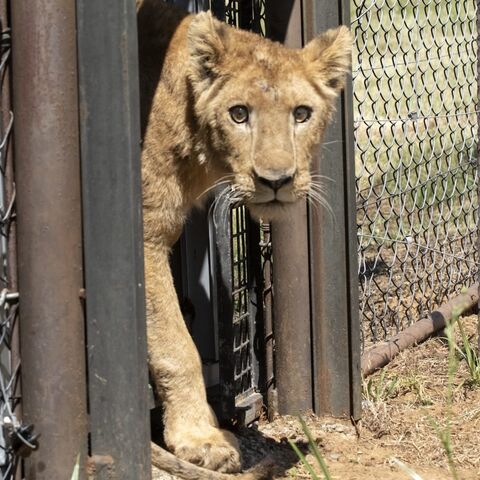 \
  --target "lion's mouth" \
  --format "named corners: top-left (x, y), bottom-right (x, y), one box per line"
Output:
top-left (263, 199), bottom-right (283, 206)
top-left (249, 196), bottom-right (288, 207)
top-left (249, 188), bottom-right (296, 205)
